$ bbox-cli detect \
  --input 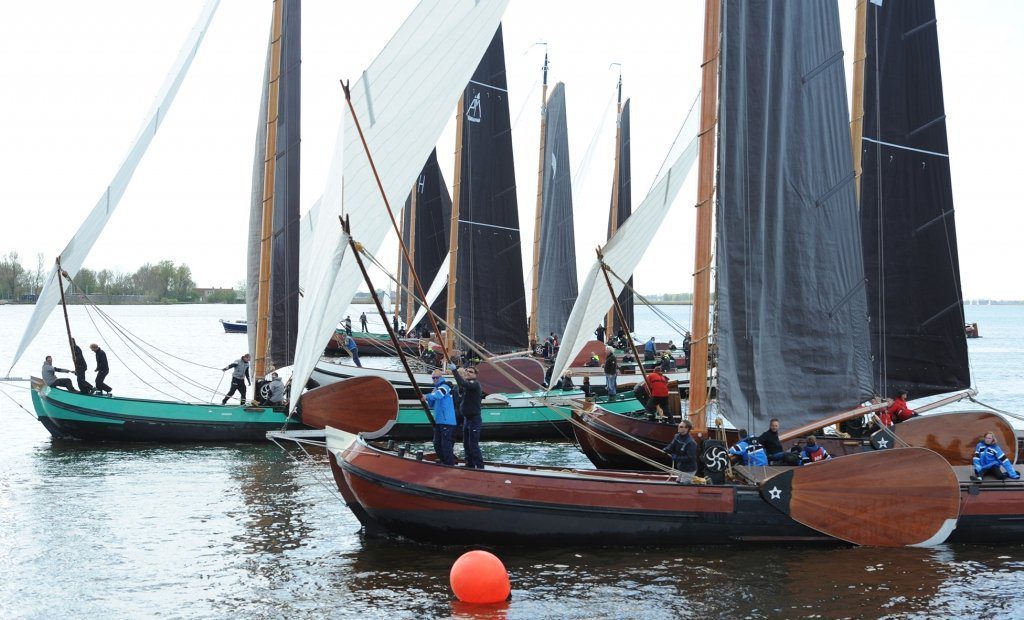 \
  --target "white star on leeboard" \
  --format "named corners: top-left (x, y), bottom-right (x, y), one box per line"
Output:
top-left (877, 437), bottom-right (889, 449)
top-left (769, 486), bottom-right (782, 500)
